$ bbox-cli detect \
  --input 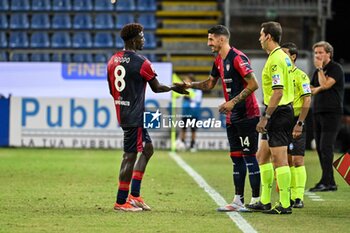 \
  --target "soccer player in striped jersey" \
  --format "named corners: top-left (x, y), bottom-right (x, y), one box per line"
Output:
top-left (176, 25), bottom-right (261, 212)
top-left (108, 23), bottom-right (188, 212)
